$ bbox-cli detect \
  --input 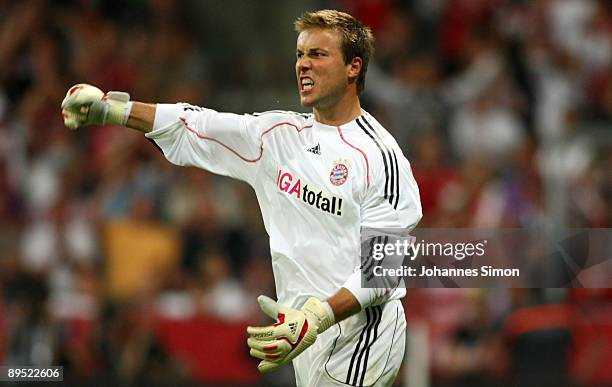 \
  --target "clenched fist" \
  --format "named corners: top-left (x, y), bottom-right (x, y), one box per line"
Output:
top-left (61, 83), bottom-right (131, 129)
